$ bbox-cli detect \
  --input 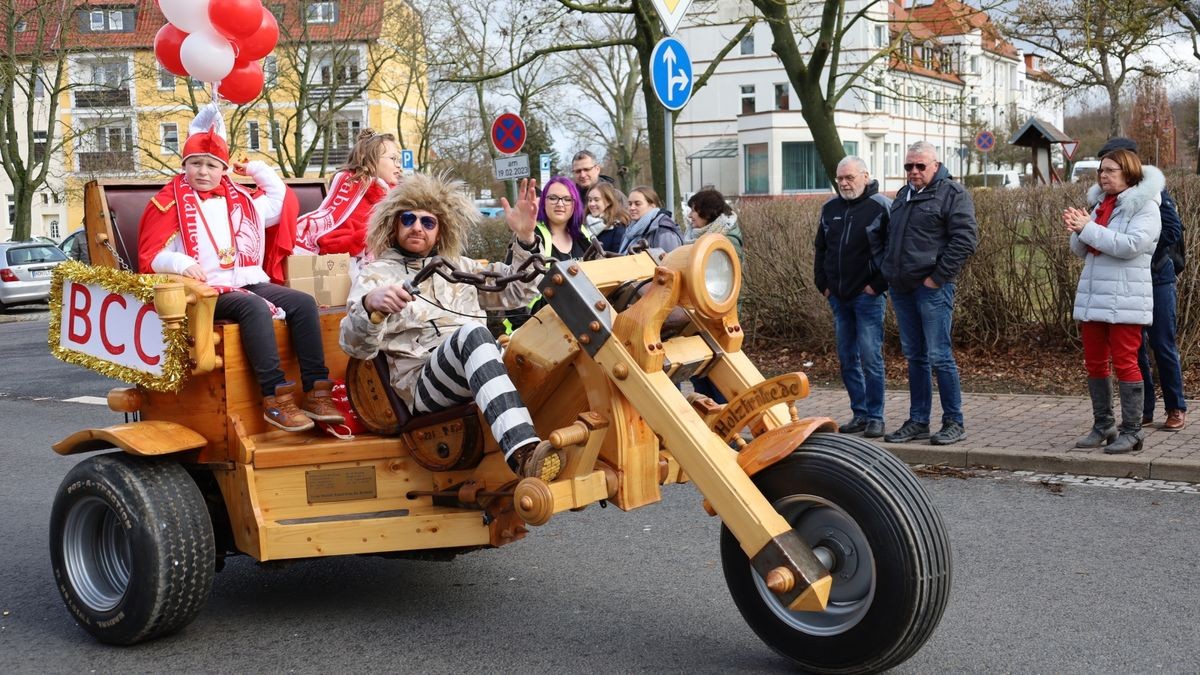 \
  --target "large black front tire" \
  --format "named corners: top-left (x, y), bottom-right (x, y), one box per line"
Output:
top-left (49, 453), bottom-right (215, 645)
top-left (721, 433), bottom-right (951, 674)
